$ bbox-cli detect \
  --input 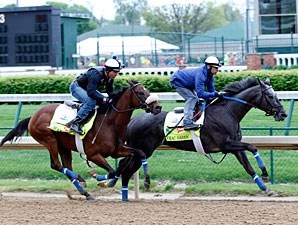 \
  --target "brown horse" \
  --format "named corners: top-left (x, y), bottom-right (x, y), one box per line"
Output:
top-left (0, 80), bottom-right (162, 200)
